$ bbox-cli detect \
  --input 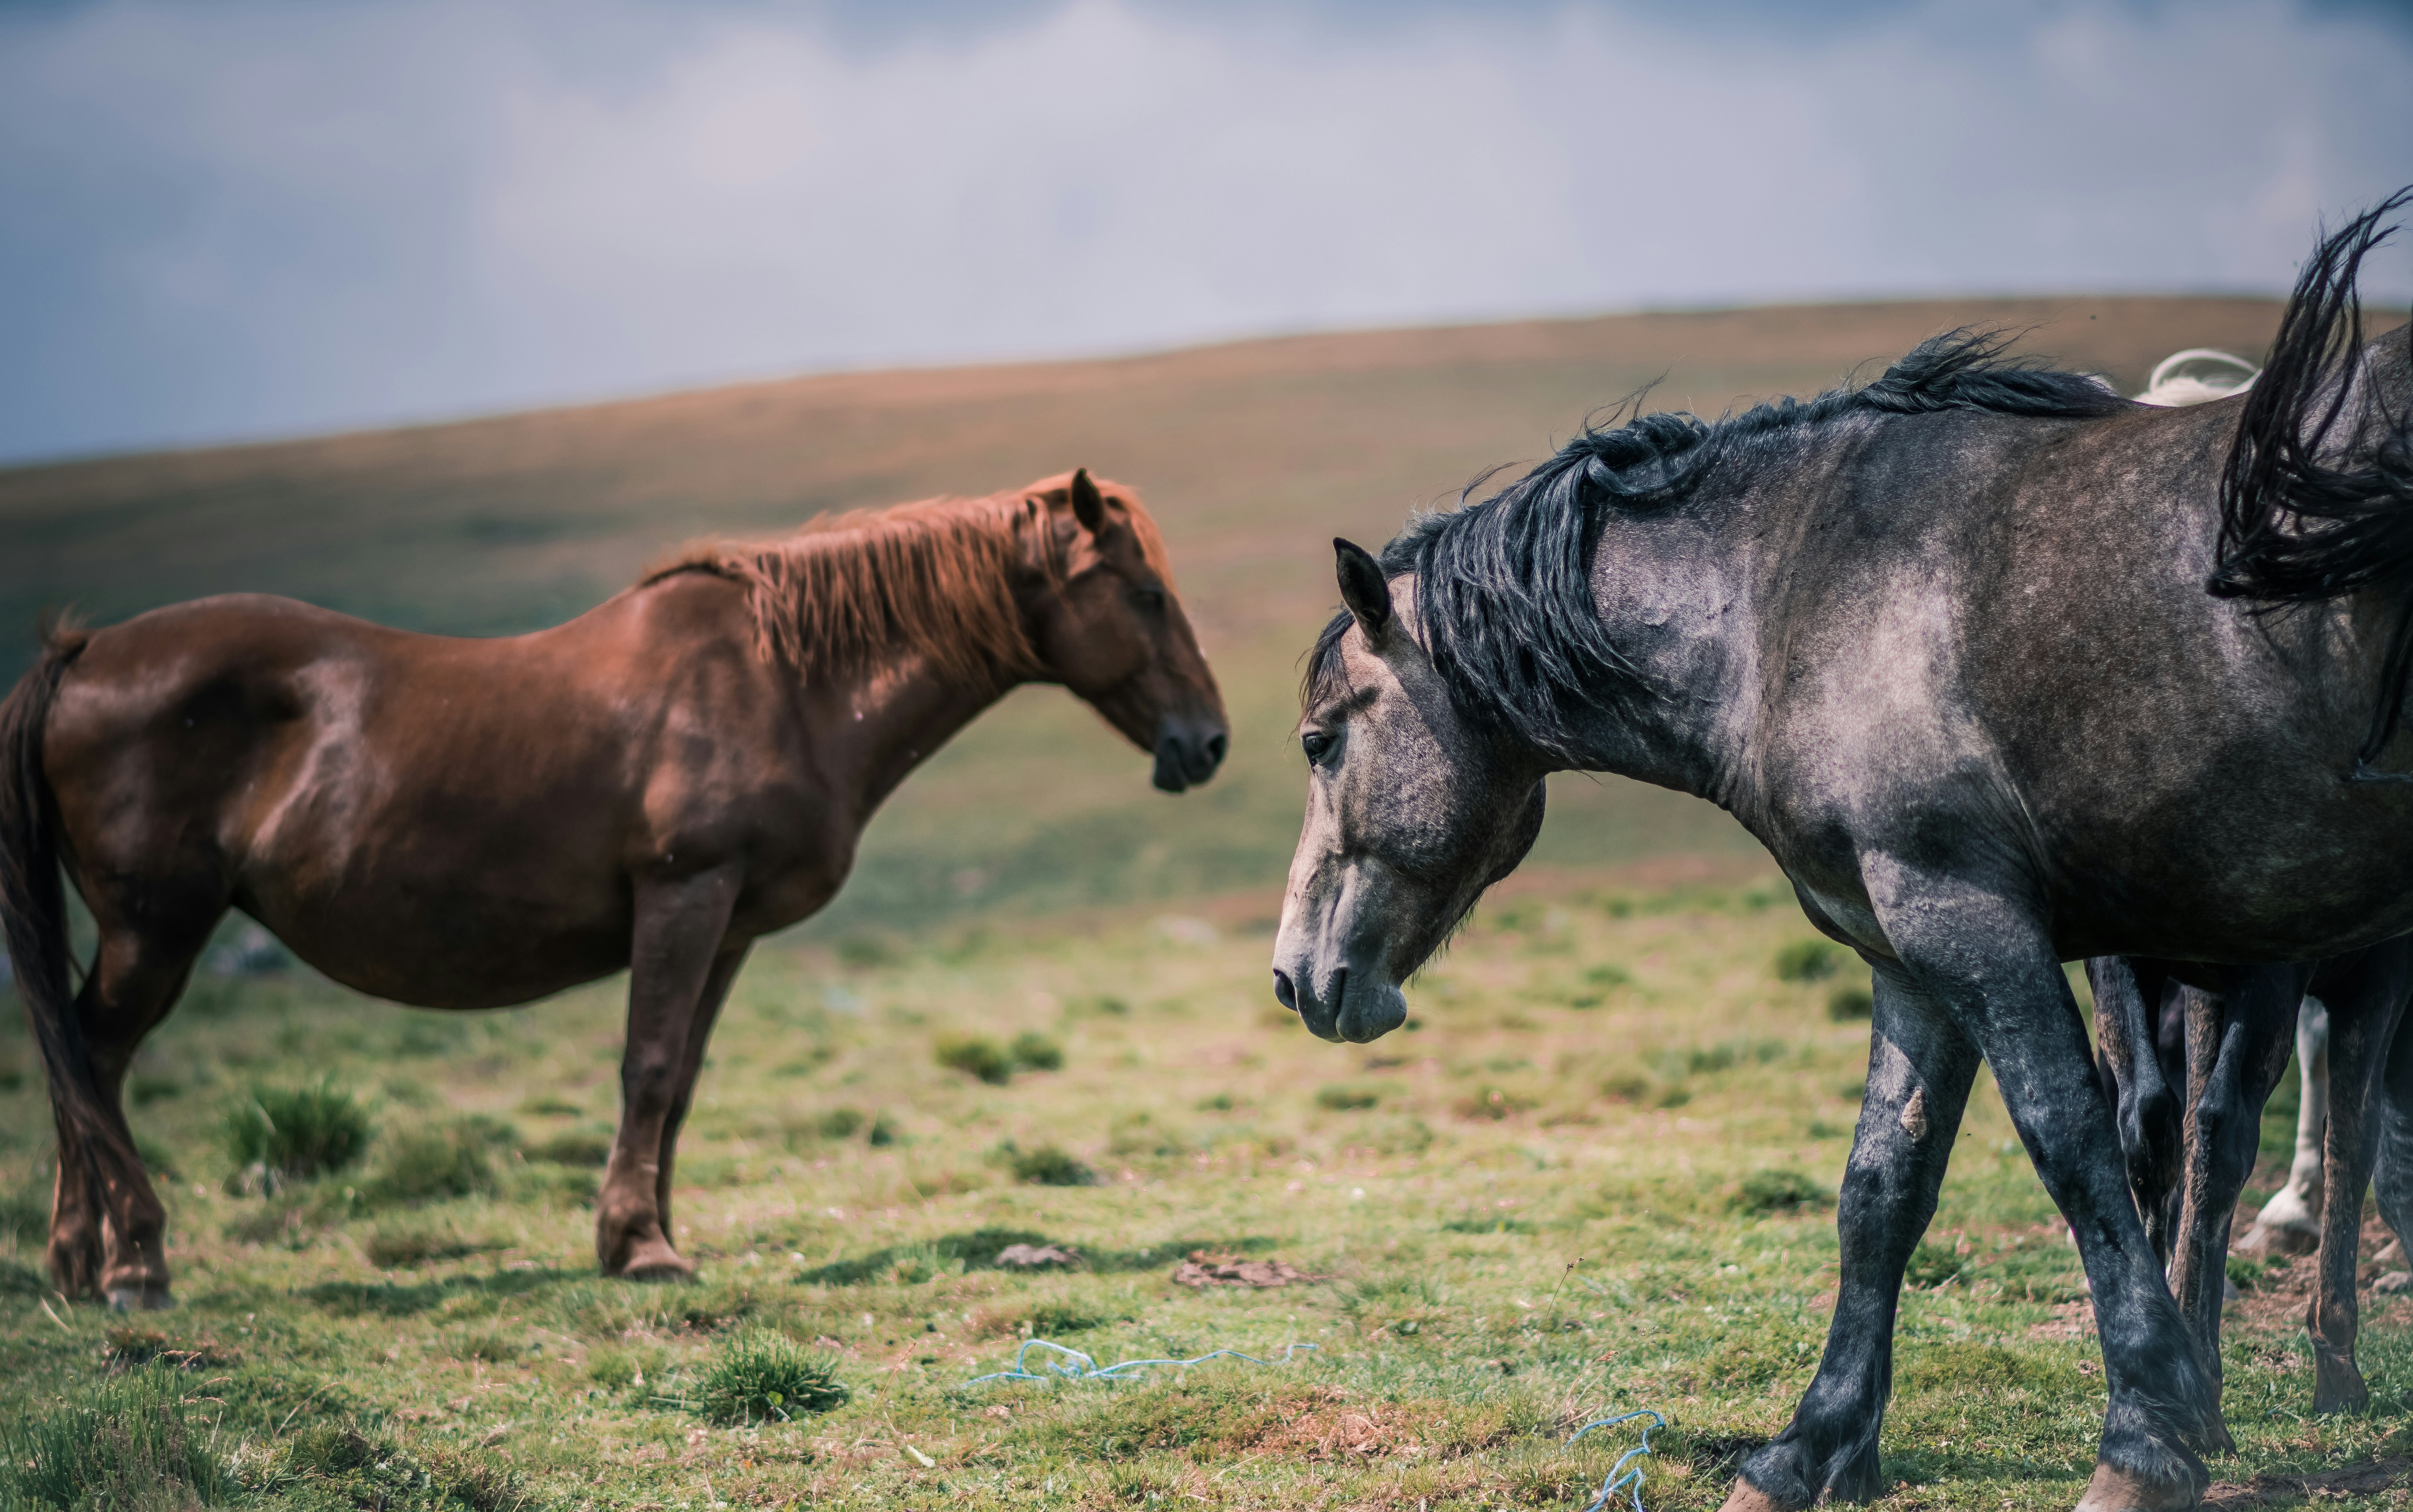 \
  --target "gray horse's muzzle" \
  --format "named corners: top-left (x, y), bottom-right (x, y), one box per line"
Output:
top-left (1270, 962), bottom-right (1406, 1044)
